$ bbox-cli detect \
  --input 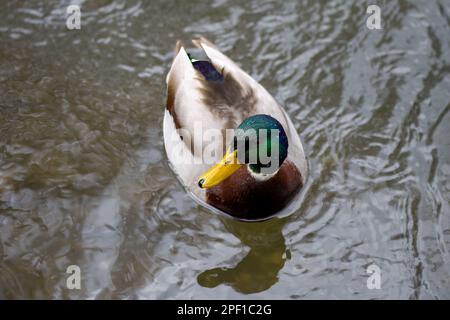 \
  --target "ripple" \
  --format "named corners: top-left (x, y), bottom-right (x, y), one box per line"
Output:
top-left (0, 0), bottom-right (449, 299)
